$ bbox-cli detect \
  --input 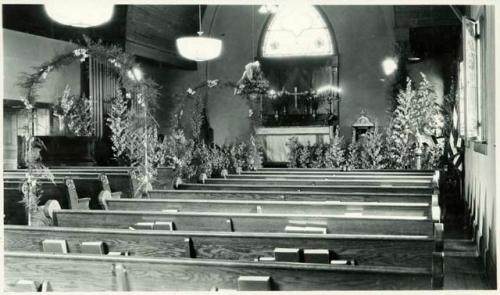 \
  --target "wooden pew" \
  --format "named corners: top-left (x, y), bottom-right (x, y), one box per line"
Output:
top-left (48, 166), bottom-right (174, 191)
top-left (4, 251), bottom-right (437, 291)
top-left (4, 175), bottom-right (103, 209)
top-left (5, 169), bottom-right (133, 198)
top-left (148, 189), bottom-right (437, 204)
top-left (103, 198), bottom-right (432, 217)
top-left (227, 173), bottom-right (435, 180)
top-left (3, 179), bottom-right (69, 225)
top-left (5, 224), bottom-right (442, 268)
top-left (245, 168), bottom-right (436, 174)
top-left (204, 178), bottom-right (433, 187)
top-left (52, 209), bottom-right (434, 235)
top-left (175, 183), bottom-right (434, 194)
